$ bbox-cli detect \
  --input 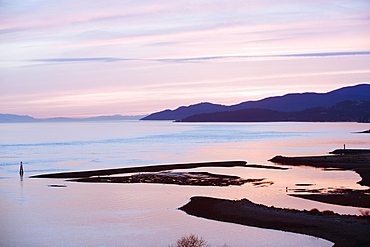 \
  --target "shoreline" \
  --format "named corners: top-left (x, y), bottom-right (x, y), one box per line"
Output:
top-left (269, 150), bottom-right (370, 208)
top-left (180, 196), bottom-right (370, 247)
top-left (269, 151), bottom-right (370, 187)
